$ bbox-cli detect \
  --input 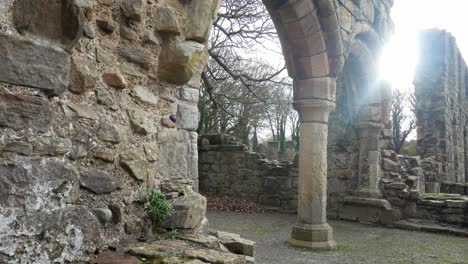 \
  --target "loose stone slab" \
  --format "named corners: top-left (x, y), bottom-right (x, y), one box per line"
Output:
top-left (0, 33), bottom-right (70, 95)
